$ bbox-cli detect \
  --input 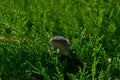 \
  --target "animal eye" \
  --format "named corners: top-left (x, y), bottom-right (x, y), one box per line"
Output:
top-left (57, 40), bottom-right (63, 43)
top-left (52, 39), bottom-right (57, 42)
top-left (57, 40), bottom-right (61, 42)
